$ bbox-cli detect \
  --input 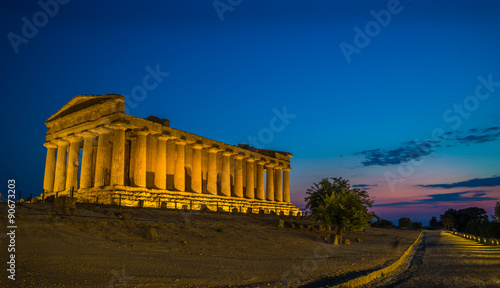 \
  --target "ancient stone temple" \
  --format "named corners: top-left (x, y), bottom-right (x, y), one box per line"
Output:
top-left (43, 94), bottom-right (300, 215)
